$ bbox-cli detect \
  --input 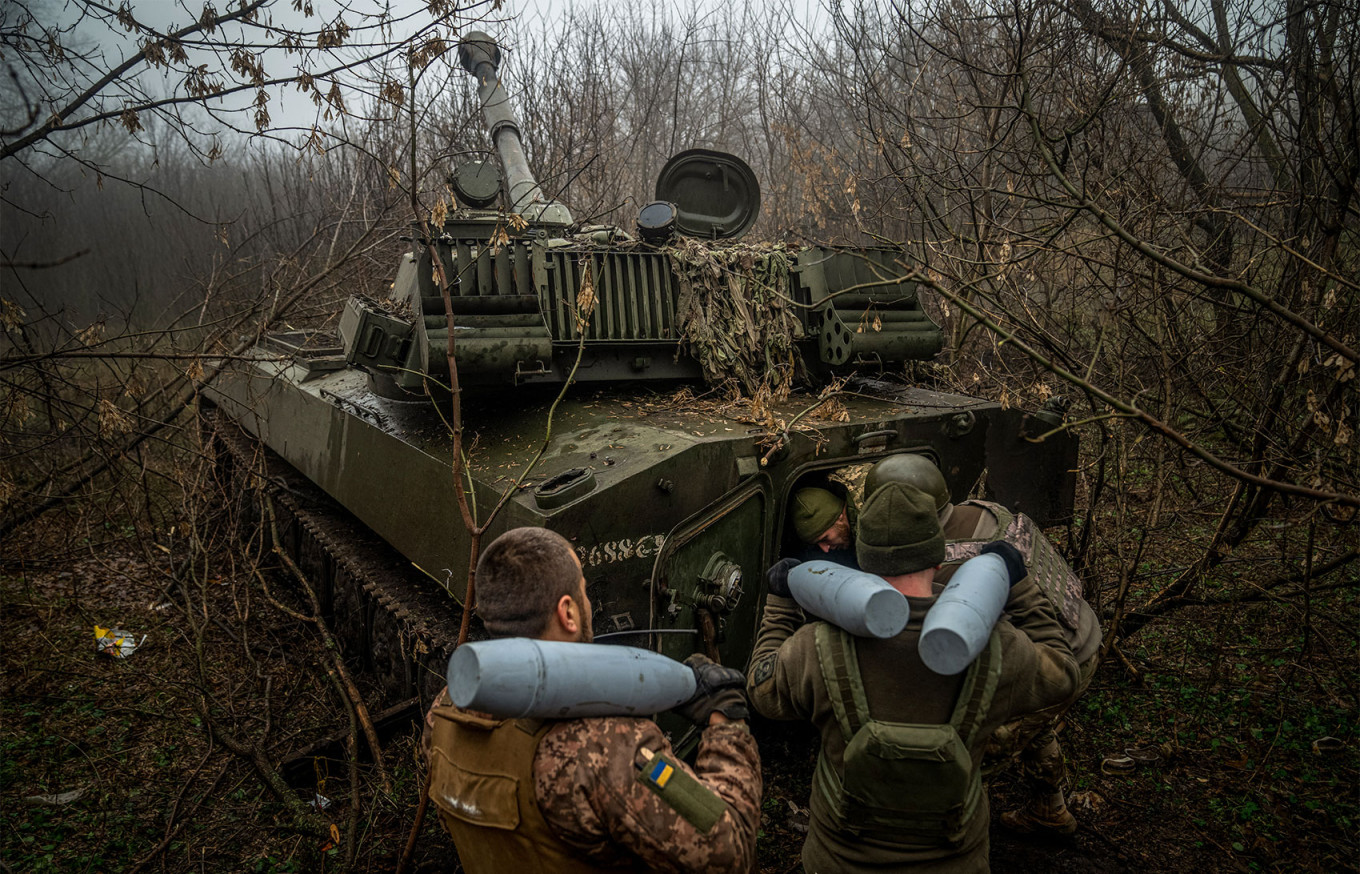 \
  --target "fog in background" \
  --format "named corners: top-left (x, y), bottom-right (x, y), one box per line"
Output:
top-left (1, 0), bottom-right (831, 331)
top-left (3, 0), bottom-right (1355, 738)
